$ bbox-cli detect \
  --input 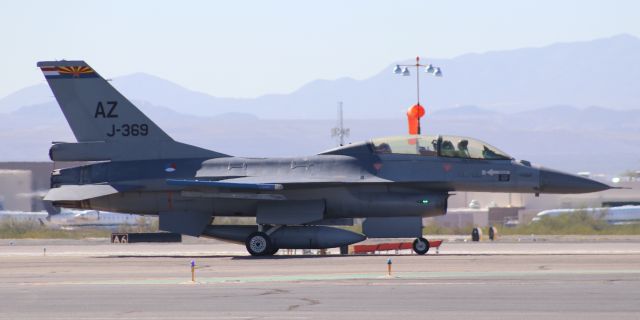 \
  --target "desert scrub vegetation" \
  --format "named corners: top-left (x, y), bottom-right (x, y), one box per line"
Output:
top-left (0, 218), bottom-right (111, 239)
top-left (499, 210), bottom-right (640, 235)
top-left (116, 216), bottom-right (159, 233)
